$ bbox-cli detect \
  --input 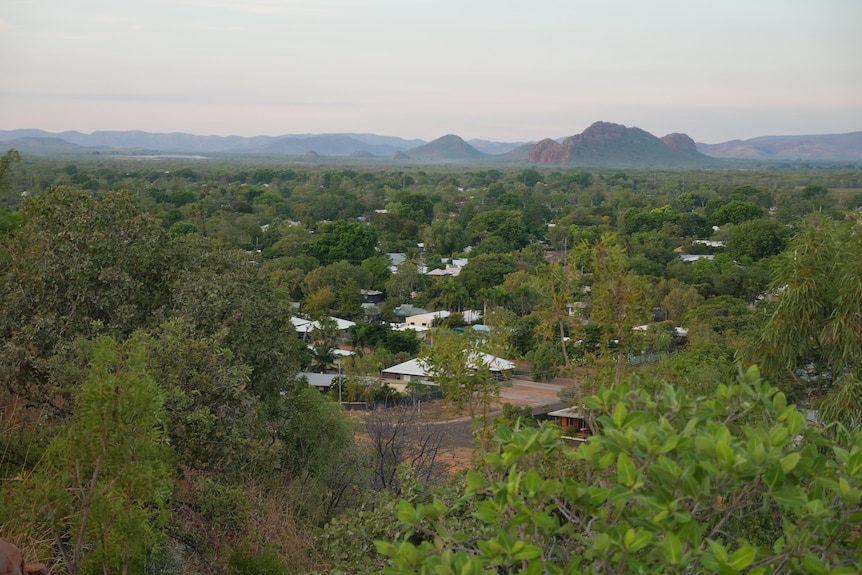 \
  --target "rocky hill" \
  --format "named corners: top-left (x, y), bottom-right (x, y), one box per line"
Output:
top-left (528, 122), bottom-right (719, 168)
top-left (404, 134), bottom-right (487, 161)
top-left (696, 132), bottom-right (862, 161)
